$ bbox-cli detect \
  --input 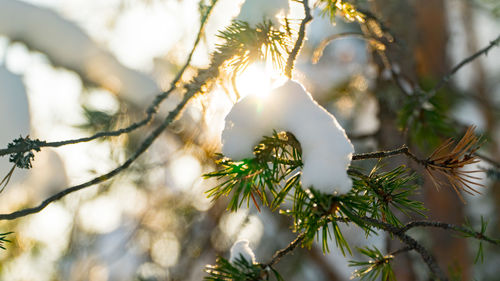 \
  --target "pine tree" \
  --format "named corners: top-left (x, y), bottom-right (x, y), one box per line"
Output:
top-left (0, 0), bottom-right (499, 280)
